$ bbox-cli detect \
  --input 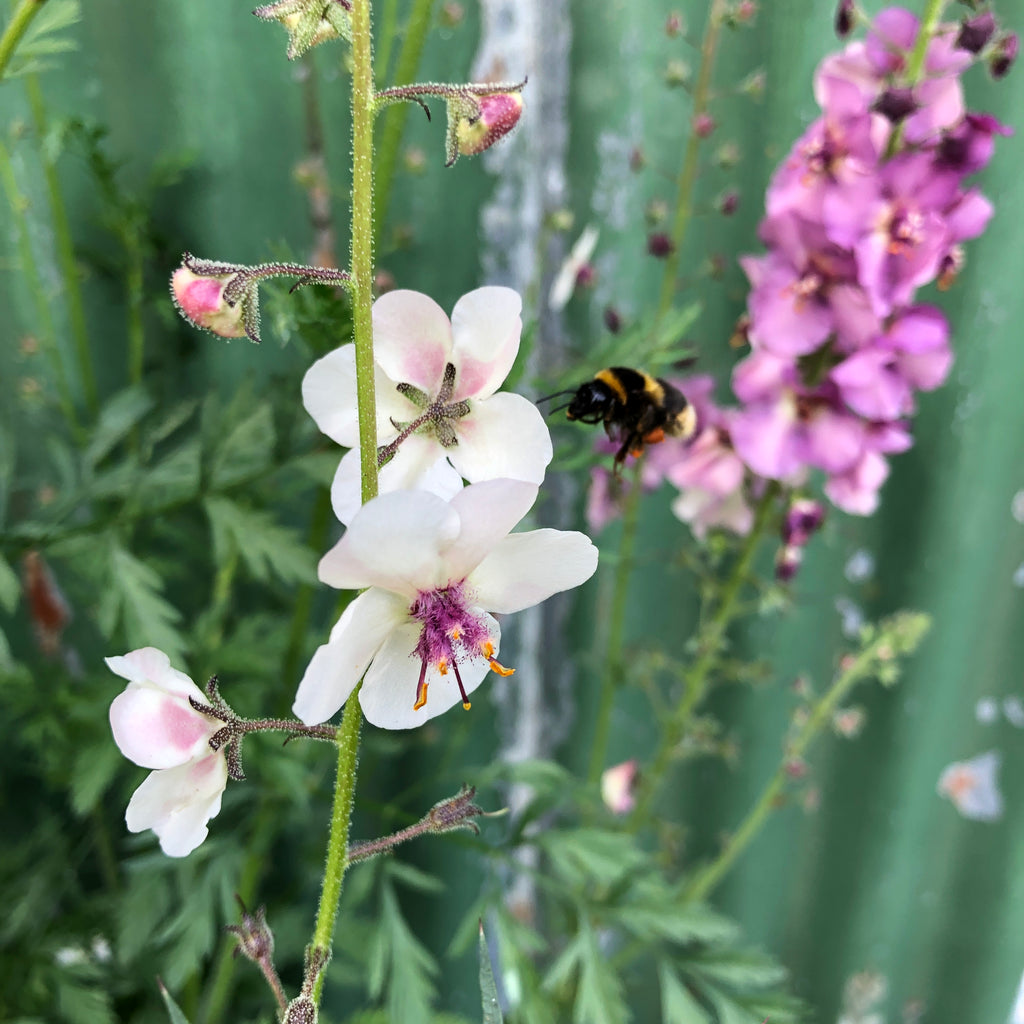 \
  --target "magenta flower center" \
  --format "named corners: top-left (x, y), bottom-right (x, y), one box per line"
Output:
top-left (886, 204), bottom-right (925, 255)
top-left (408, 581), bottom-right (514, 712)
